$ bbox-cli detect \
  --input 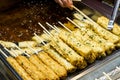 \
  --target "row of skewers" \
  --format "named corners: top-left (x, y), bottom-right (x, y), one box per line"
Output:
top-left (0, 6), bottom-right (120, 80)
top-left (96, 66), bottom-right (120, 80)
top-left (0, 45), bottom-right (66, 80)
